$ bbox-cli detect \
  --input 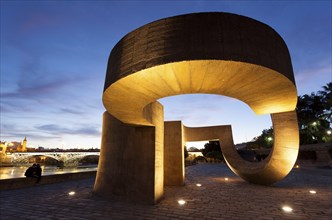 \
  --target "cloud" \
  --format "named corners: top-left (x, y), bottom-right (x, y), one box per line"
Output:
top-left (0, 123), bottom-right (62, 141)
top-left (59, 108), bottom-right (85, 115)
top-left (295, 61), bottom-right (331, 95)
top-left (35, 124), bottom-right (101, 137)
top-left (2, 78), bottom-right (73, 99)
